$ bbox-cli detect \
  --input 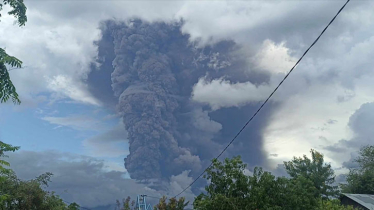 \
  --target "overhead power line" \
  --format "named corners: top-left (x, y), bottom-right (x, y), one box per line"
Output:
top-left (173, 0), bottom-right (351, 198)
